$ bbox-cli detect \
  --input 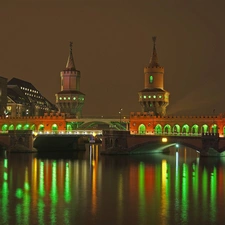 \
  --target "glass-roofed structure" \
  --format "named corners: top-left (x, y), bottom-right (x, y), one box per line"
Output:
top-left (6, 77), bottom-right (57, 117)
